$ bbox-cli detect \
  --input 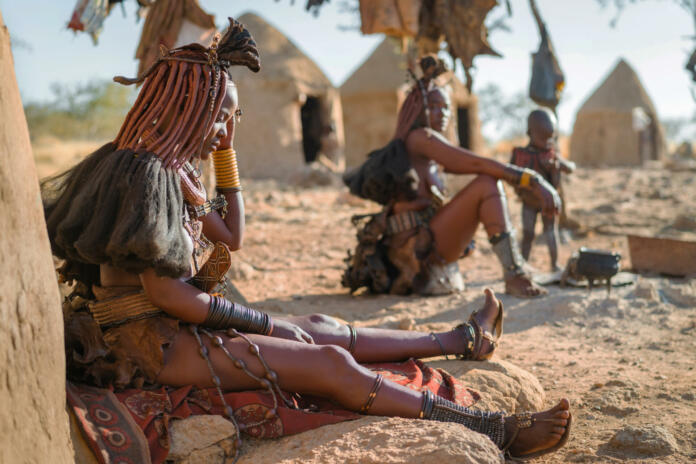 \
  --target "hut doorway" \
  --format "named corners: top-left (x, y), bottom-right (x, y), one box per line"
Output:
top-left (300, 96), bottom-right (323, 163)
top-left (457, 106), bottom-right (470, 149)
